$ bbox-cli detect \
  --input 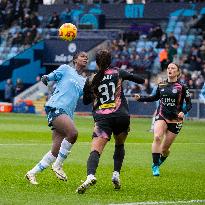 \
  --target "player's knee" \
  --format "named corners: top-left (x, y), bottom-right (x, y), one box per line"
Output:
top-left (161, 147), bottom-right (170, 156)
top-left (66, 129), bottom-right (78, 144)
top-left (153, 135), bottom-right (161, 144)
